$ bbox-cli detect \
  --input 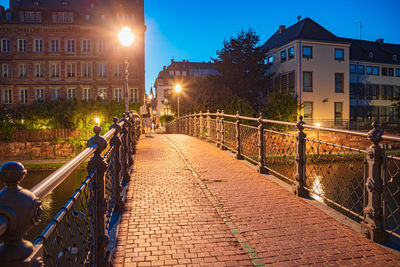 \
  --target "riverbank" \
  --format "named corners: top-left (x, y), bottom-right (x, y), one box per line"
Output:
top-left (0, 158), bottom-right (87, 170)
